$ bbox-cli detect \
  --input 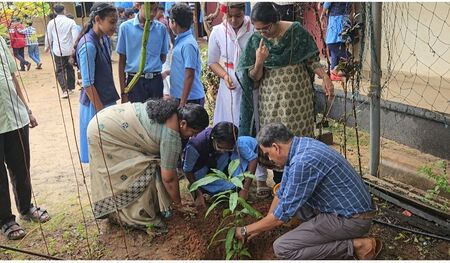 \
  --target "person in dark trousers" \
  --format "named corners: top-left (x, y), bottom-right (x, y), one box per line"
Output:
top-left (168, 3), bottom-right (205, 107)
top-left (0, 36), bottom-right (50, 241)
top-left (9, 20), bottom-right (31, 71)
top-left (235, 123), bottom-right (382, 260)
top-left (45, 4), bottom-right (79, 98)
top-left (320, 2), bottom-right (352, 81)
top-left (117, 2), bottom-right (169, 103)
